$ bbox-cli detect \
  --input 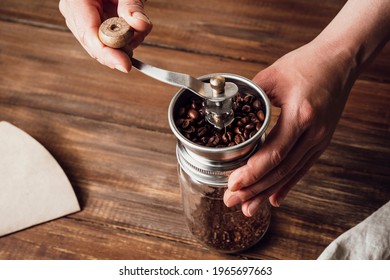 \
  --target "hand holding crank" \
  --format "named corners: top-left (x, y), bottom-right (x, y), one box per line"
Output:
top-left (59, 0), bottom-right (152, 73)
